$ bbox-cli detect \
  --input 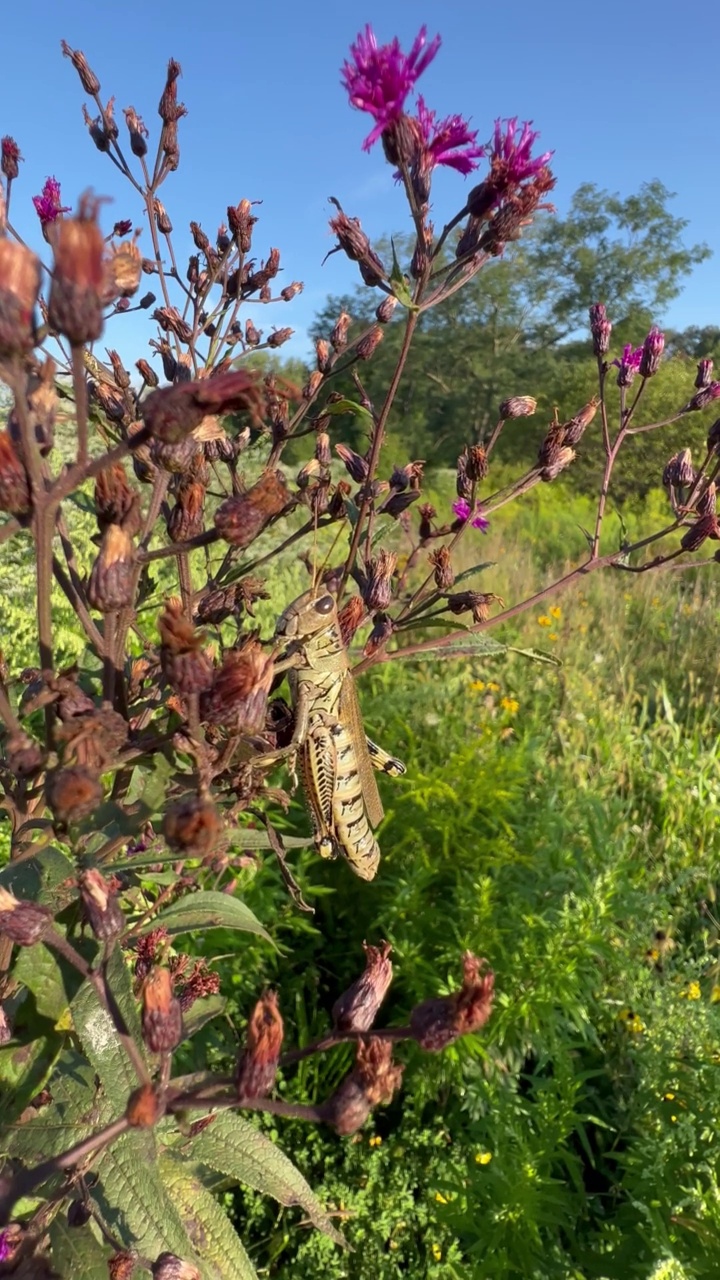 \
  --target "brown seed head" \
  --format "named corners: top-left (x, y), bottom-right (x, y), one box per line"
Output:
top-left (142, 966), bottom-right (184, 1053)
top-left (320, 1037), bottom-right (404, 1136)
top-left (201, 636), bottom-right (274, 734)
top-left (338, 595), bottom-right (366, 647)
top-left (697, 481), bottom-right (717, 516)
top-left (376, 295), bottom-right (398, 324)
top-left (61, 41), bottom-right (101, 94)
top-left (214, 470), bottom-right (290, 548)
top-left (236, 990), bottom-right (284, 1101)
top-left (158, 58), bottom-right (185, 123)
top-left (0, 431), bottom-right (31, 515)
top-left (87, 523), bottom-right (135, 612)
top-left (410, 952), bottom-right (495, 1051)
top-left (303, 370), bottom-right (324, 400)
top-left (167, 478), bottom-right (205, 543)
top-left (1, 135), bottom-right (22, 181)
top-left (335, 443), bottom-right (369, 484)
top-left (159, 599), bottom-right (213, 695)
top-left (541, 445), bottom-right (576, 482)
top-left (429, 545), bottom-right (455, 590)
top-left (103, 238), bottom-right (143, 300)
top-left (363, 549), bottom-right (397, 611)
top-left (332, 941), bottom-right (393, 1033)
top-left (330, 312), bottom-right (351, 352)
top-left (357, 325), bottom-right (384, 362)
top-left (227, 199), bottom-right (257, 252)
top-left (46, 765), bottom-right (103, 826)
top-left (126, 1082), bottom-right (162, 1128)
top-left (315, 338), bottom-right (331, 372)
top-left (95, 463), bottom-right (139, 533)
top-left (681, 512), bottom-right (719, 551)
top-left (363, 613), bottom-right (393, 657)
top-left (563, 397), bottom-right (599, 446)
top-left (445, 591), bottom-right (503, 624)
top-left (267, 327), bottom-right (294, 348)
top-left (0, 239), bottom-right (41, 358)
top-left (163, 796), bottom-right (222, 859)
top-left (108, 1252), bottom-right (136, 1280)
top-left (663, 448), bottom-right (695, 488)
top-left (499, 395), bottom-right (537, 419)
top-left (142, 371), bottom-right (262, 443)
top-left (329, 209), bottom-right (385, 286)
top-left (79, 868), bottom-right (125, 940)
top-left (152, 1253), bottom-right (201, 1280)
top-left (0, 886), bottom-right (52, 946)
top-left (47, 193), bottom-right (105, 344)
